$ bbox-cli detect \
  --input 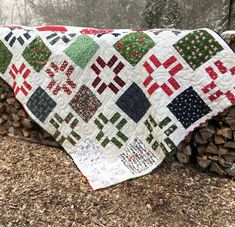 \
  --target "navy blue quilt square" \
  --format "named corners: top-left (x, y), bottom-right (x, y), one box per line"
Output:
top-left (167, 86), bottom-right (211, 129)
top-left (26, 87), bottom-right (56, 122)
top-left (116, 82), bottom-right (151, 123)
